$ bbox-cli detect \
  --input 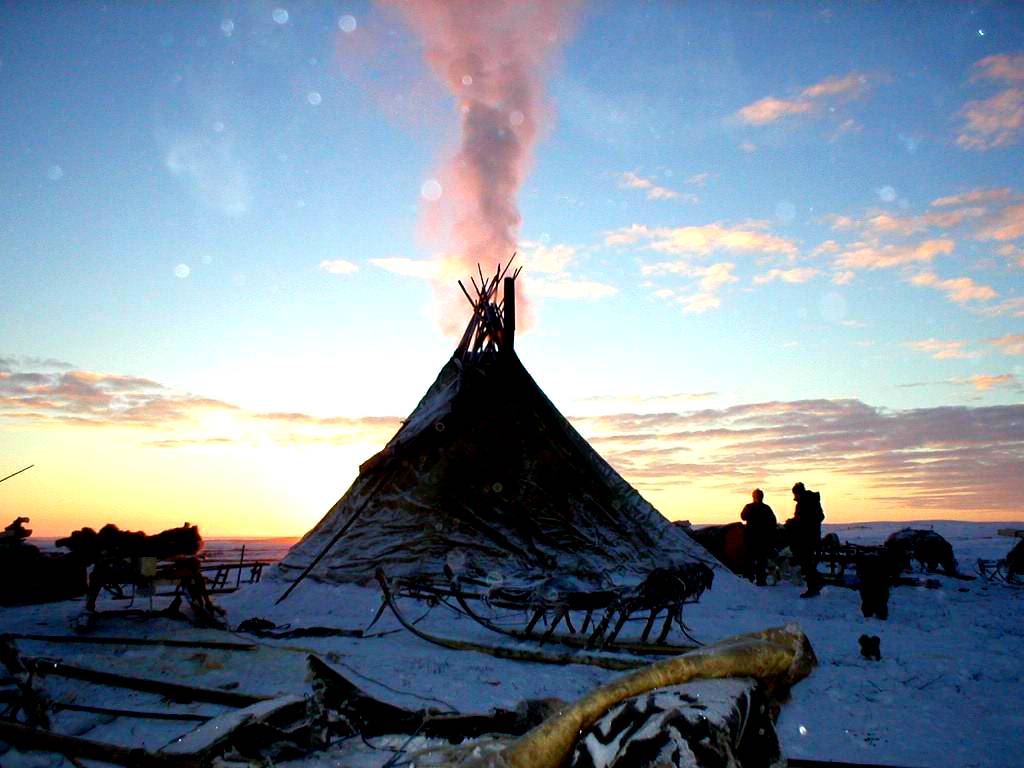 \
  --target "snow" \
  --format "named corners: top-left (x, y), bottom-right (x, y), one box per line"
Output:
top-left (1, 521), bottom-right (1022, 767)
